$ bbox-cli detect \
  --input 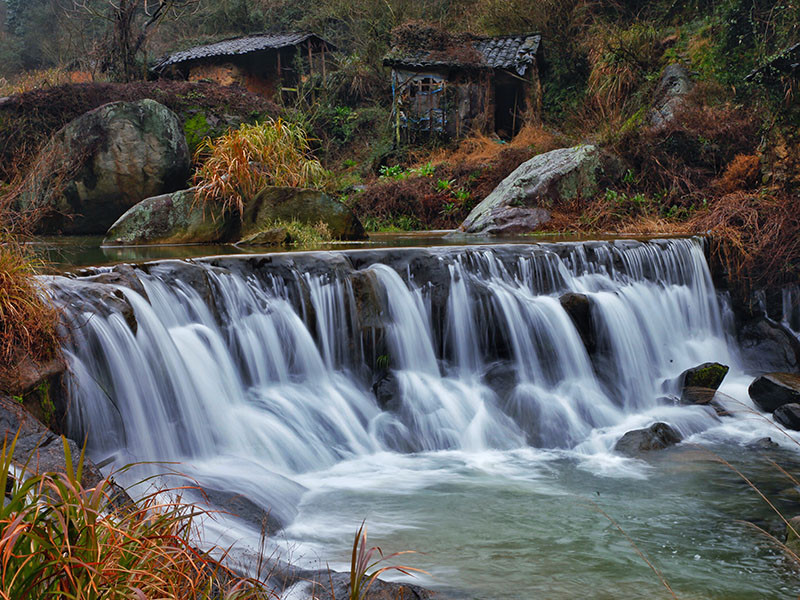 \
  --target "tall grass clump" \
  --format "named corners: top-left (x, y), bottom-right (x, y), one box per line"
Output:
top-left (347, 521), bottom-right (426, 600)
top-left (0, 433), bottom-right (273, 600)
top-left (193, 119), bottom-right (329, 217)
